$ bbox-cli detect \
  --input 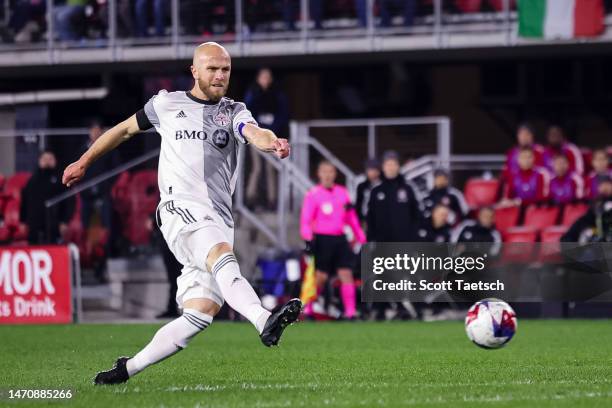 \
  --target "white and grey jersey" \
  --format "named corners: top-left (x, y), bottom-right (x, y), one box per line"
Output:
top-left (137, 90), bottom-right (257, 228)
